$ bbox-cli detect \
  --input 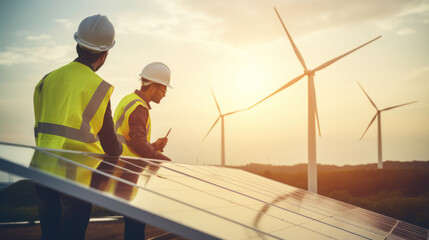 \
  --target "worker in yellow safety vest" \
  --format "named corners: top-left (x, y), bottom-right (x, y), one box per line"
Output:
top-left (31, 14), bottom-right (122, 240)
top-left (113, 62), bottom-right (172, 240)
